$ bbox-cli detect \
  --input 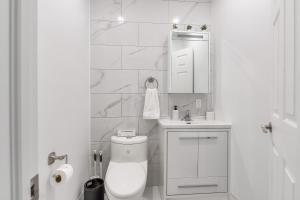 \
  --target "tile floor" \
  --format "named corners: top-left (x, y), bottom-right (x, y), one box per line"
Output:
top-left (104, 186), bottom-right (162, 200)
top-left (104, 186), bottom-right (239, 200)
